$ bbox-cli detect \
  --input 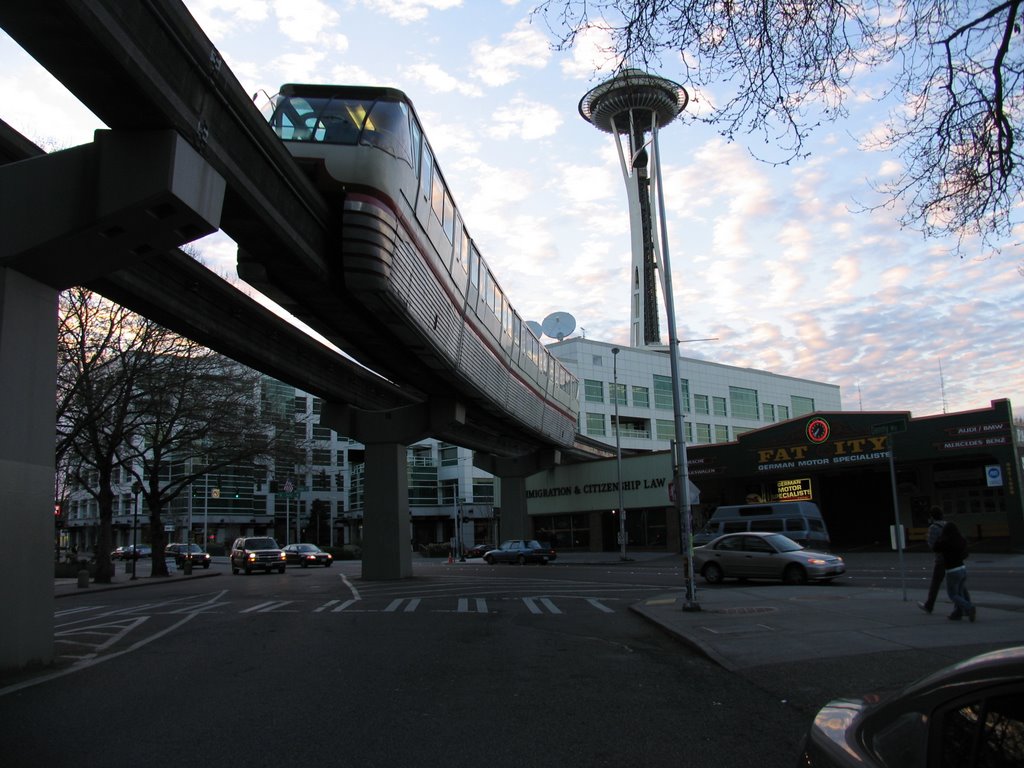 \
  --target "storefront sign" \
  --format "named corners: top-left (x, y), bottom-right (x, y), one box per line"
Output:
top-left (774, 477), bottom-right (812, 501)
top-left (756, 436), bottom-right (891, 472)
